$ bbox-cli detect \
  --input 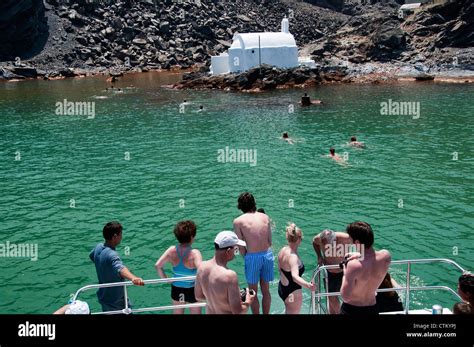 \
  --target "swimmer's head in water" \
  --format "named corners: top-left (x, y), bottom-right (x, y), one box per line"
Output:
top-left (199, 105), bottom-right (203, 109)
top-left (330, 148), bottom-right (335, 155)
top-left (283, 132), bottom-right (289, 139)
top-left (184, 100), bottom-right (187, 103)
top-left (351, 136), bottom-right (357, 142)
